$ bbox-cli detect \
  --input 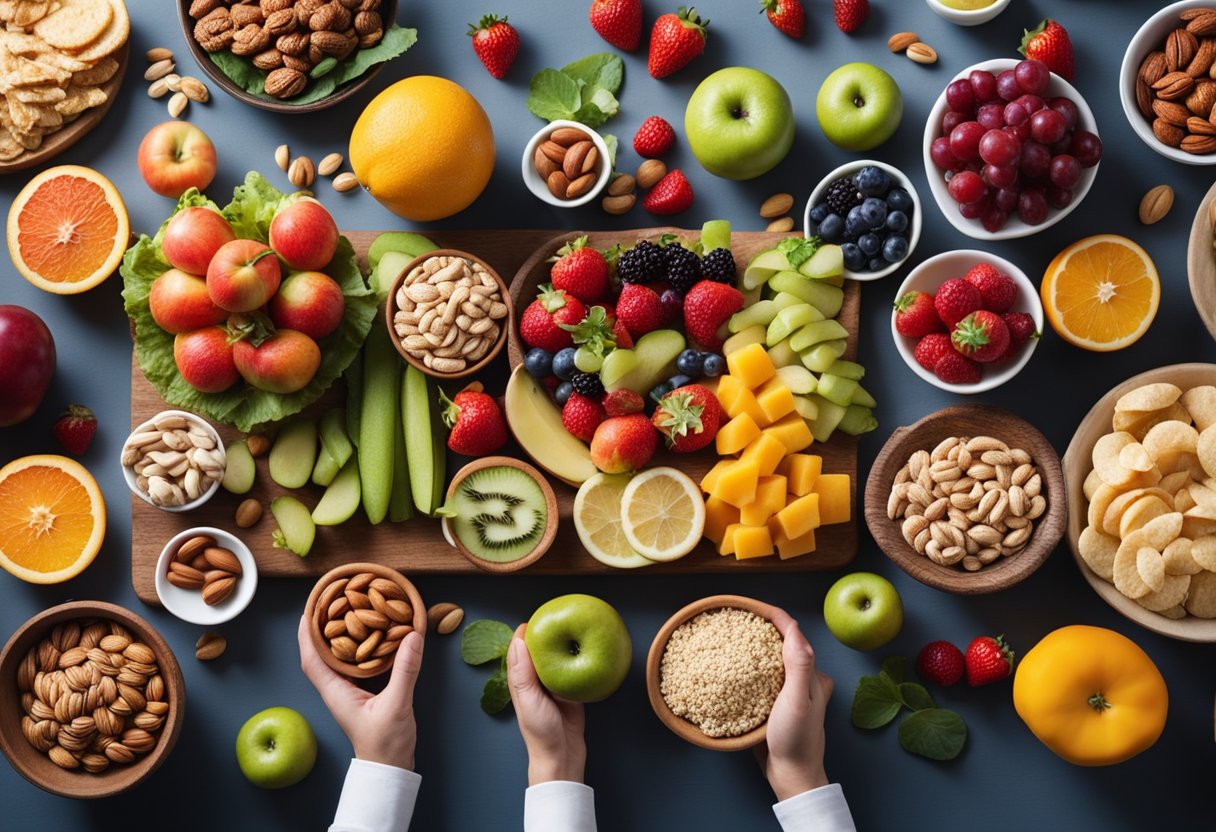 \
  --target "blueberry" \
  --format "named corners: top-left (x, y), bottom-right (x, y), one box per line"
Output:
top-left (885, 210), bottom-right (909, 234)
top-left (668, 374), bottom-right (692, 390)
top-left (886, 188), bottom-right (913, 213)
top-left (854, 166), bottom-right (891, 197)
top-left (858, 233), bottom-right (881, 256)
top-left (818, 213), bottom-right (844, 243)
top-left (676, 349), bottom-right (703, 377)
top-left (649, 381), bottom-right (672, 403)
top-left (867, 257), bottom-right (885, 272)
top-left (844, 206), bottom-right (868, 240)
top-left (860, 197), bottom-right (887, 229)
top-left (555, 381), bottom-right (574, 405)
top-left (524, 348), bottom-right (553, 378)
top-left (702, 354), bottom-right (726, 377)
top-left (842, 243), bottom-right (865, 271)
top-left (882, 235), bottom-right (909, 263)
top-left (552, 347), bottom-right (577, 381)
top-left (809, 202), bottom-right (831, 223)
